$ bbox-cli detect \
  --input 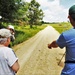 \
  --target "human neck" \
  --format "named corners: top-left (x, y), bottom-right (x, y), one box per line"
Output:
top-left (0, 44), bottom-right (5, 47)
